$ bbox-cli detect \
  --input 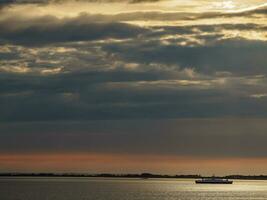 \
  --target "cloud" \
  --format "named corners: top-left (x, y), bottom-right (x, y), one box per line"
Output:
top-left (1, 65), bottom-right (267, 122)
top-left (1, 21), bottom-right (267, 122)
top-left (0, 14), bottom-right (148, 45)
top-left (0, 0), bottom-right (166, 6)
top-left (0, 1), bottom-right (267, 123)
top-left (103, 38), bottom-right (267, 75)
